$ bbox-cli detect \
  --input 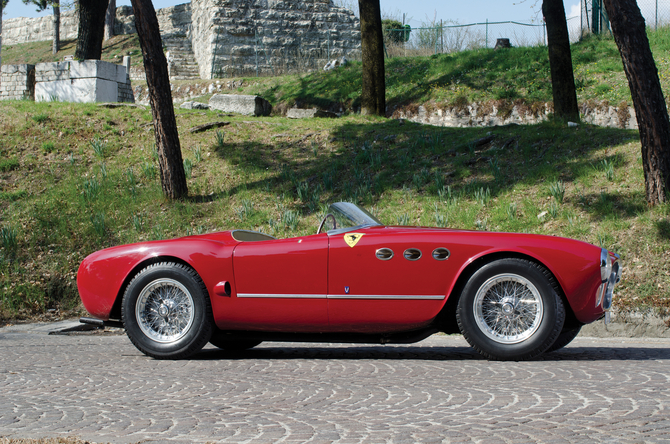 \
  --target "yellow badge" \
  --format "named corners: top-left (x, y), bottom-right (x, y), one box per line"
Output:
top-left (344, 233), bottom-right (364, 248)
